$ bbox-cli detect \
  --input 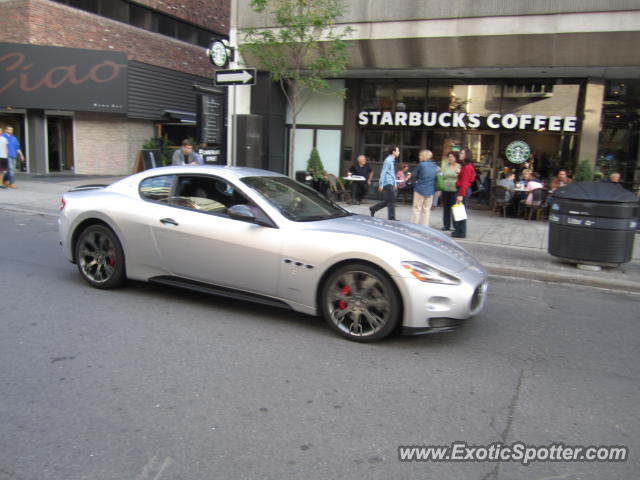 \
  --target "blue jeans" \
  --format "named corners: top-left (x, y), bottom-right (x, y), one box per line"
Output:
top-left (4, 157), bottom-right (15, 184)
